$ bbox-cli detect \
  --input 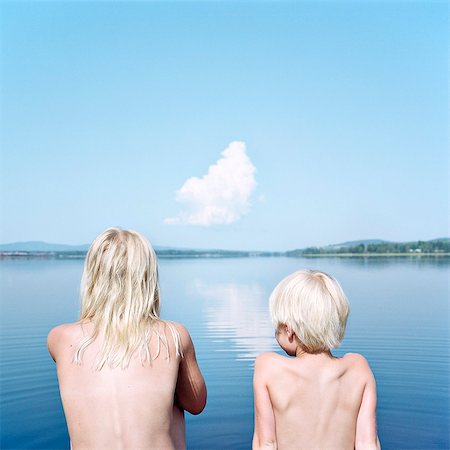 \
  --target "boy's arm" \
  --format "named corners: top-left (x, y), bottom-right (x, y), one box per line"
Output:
top-left (355, 359), bottom-right (381, 450)
top-left (253, 354), bottom-right (277, 450)
top-left (173, 323), bottom-right (207, 415)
